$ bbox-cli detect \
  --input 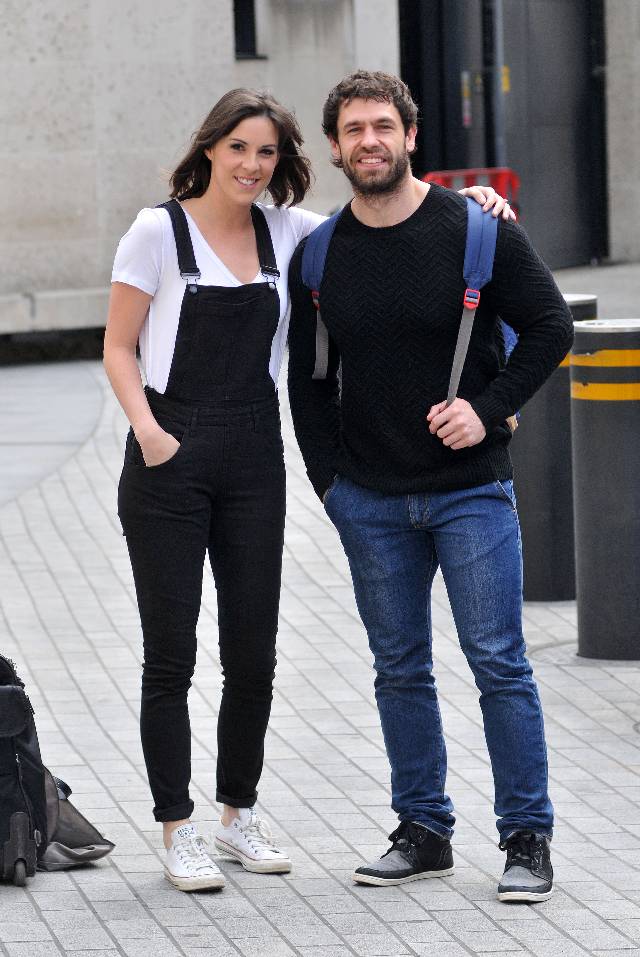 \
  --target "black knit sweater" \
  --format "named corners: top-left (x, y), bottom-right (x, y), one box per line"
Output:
top-left (287, 184), bottom-right (574, 500)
